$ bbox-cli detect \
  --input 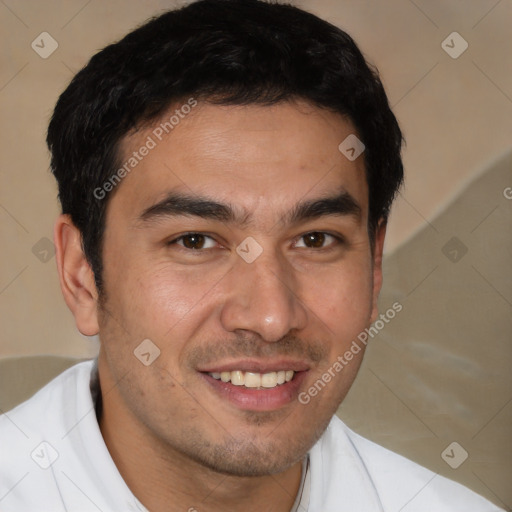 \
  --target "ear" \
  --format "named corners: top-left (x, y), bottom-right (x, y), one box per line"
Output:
top-left (54, 214), bottom-right (99, 336)
top-left (370, 219), bottom-right (387, 323)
